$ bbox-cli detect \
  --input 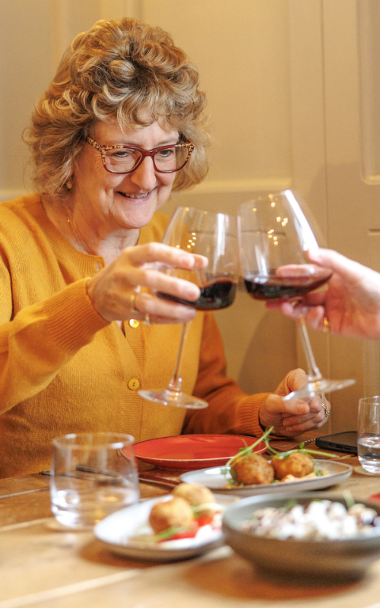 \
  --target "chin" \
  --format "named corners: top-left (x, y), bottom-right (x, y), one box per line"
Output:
top-left (119, 208), bottom-right (157, 230)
